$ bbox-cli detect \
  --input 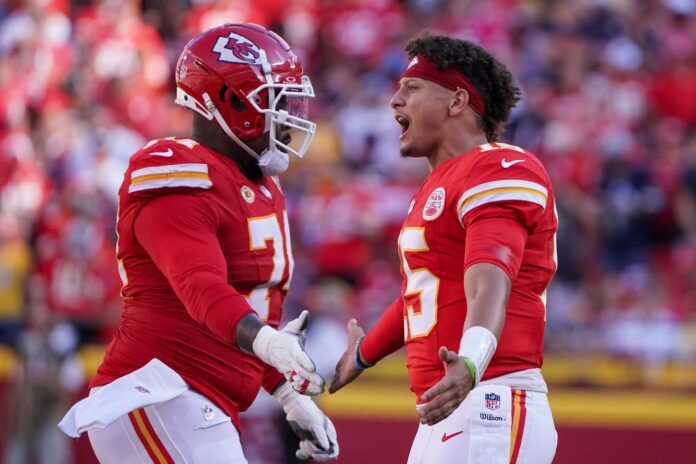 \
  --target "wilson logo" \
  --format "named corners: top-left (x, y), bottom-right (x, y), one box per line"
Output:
top-left (480, 413), bottom-right (504, 421)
